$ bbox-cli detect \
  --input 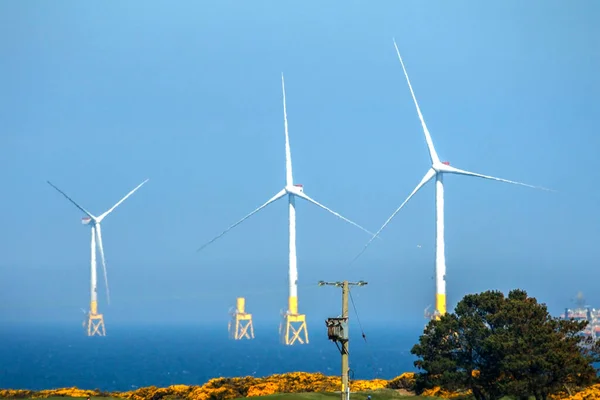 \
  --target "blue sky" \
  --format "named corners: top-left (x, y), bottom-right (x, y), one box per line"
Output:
top-left (0, 1), bottom-right (598, 328)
